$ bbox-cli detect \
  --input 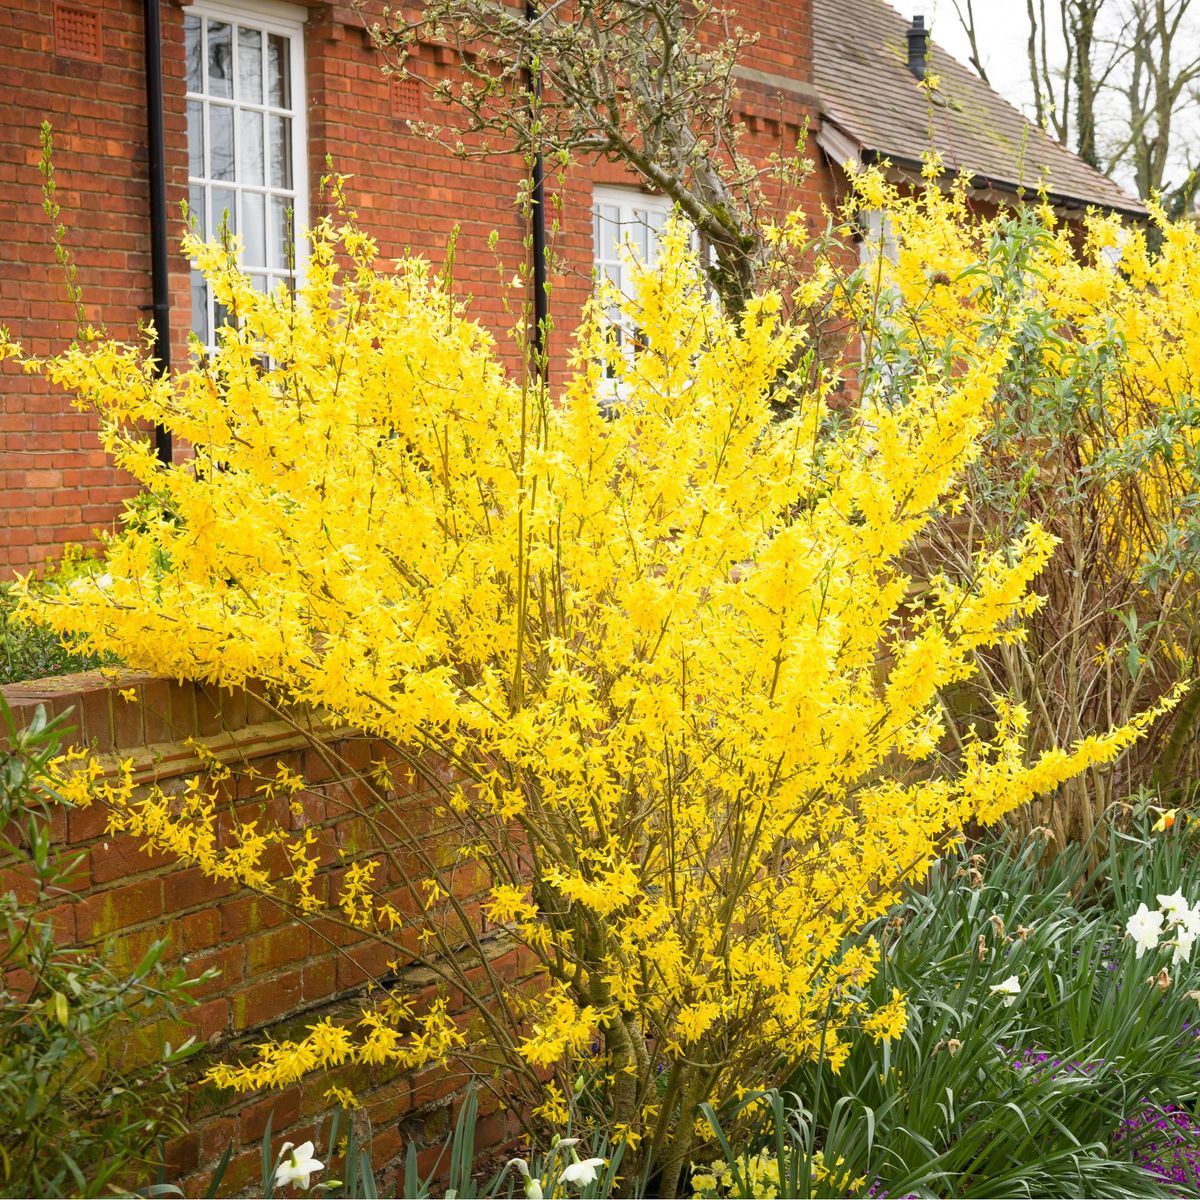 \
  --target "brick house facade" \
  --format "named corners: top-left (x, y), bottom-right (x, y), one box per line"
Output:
top-left (0, 0), bottom-right (1139, 575)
